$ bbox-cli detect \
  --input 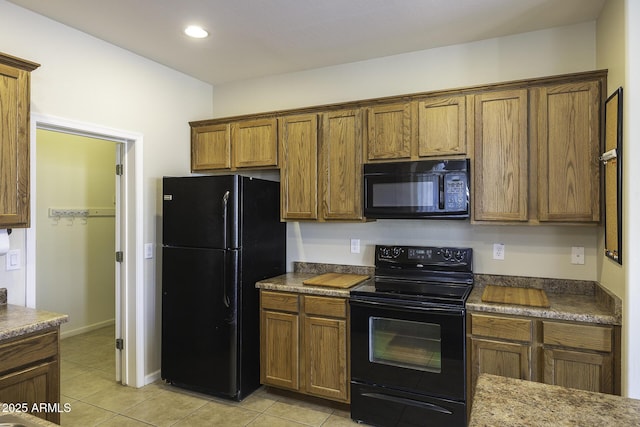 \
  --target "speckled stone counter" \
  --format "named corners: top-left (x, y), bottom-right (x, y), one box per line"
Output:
top-left (256, 262), bottom-right (374, 297)
top-left (469, 374), bottom-right (640, 426)
top-left (467, 275), bottom-right (621, 325)
top-left (0, 304), bottom-right (68, 341)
